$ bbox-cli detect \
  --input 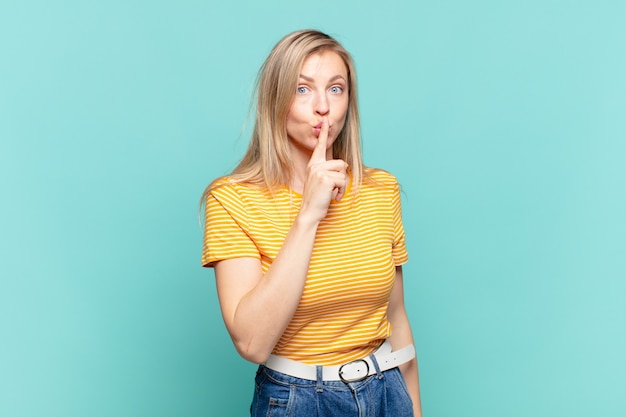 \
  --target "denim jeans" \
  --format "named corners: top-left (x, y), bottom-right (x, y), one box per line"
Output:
top-left (250, 360), bottom-right (414, 417)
